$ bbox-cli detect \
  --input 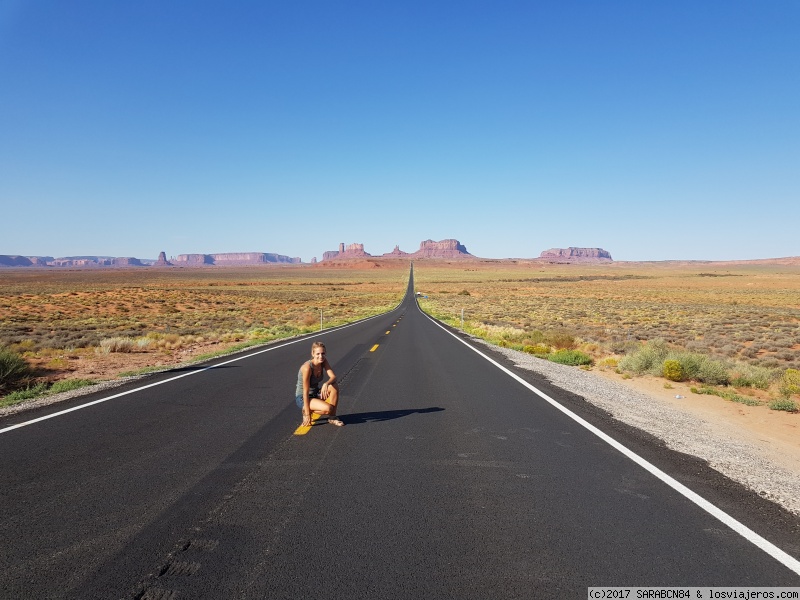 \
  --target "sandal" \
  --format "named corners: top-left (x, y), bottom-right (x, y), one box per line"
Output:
top-left (328, 417), bottom-right (345, 427)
